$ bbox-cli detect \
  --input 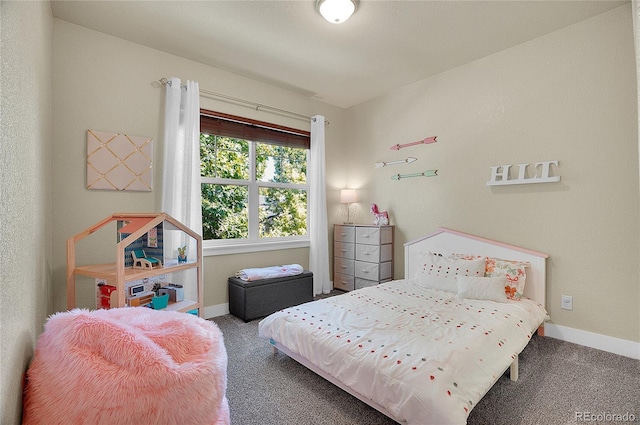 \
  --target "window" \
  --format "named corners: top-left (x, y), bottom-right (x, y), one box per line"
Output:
top-left (200, 110), bottom-right (310, 251)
